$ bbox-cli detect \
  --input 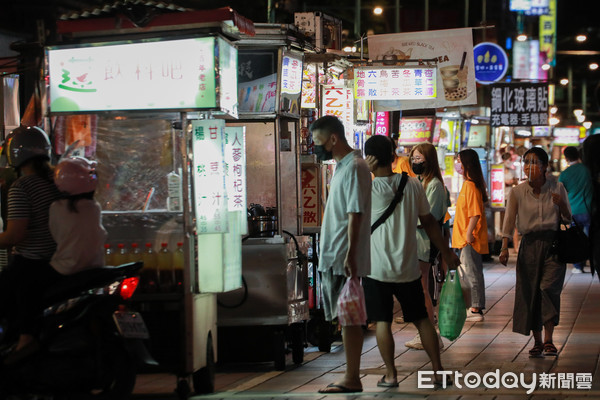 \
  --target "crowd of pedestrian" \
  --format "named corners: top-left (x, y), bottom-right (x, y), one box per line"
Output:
top-left (309, 115), bottom-right (597, 393)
